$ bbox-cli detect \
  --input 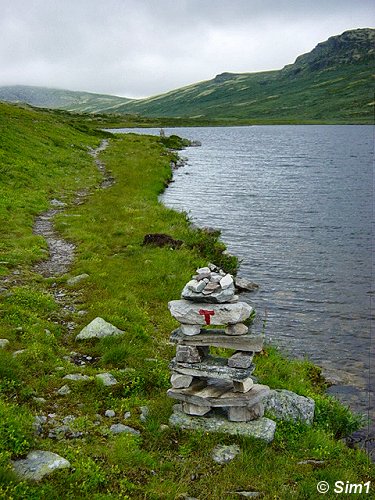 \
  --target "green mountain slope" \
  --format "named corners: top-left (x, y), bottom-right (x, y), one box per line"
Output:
top-left (0, 85), bottom-right (130, 113)
top-left (114, 28), bottom-right (374, 123)
top-left (0, 28), bottom-right (373, 123)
